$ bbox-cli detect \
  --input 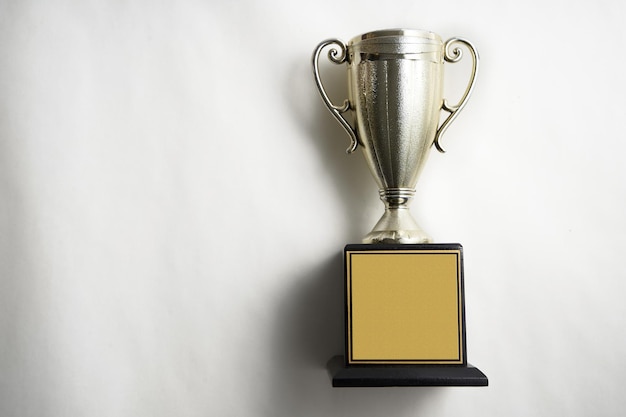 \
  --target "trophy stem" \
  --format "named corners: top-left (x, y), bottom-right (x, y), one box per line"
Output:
top-left (363, 188), bottom-right (432, 244)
